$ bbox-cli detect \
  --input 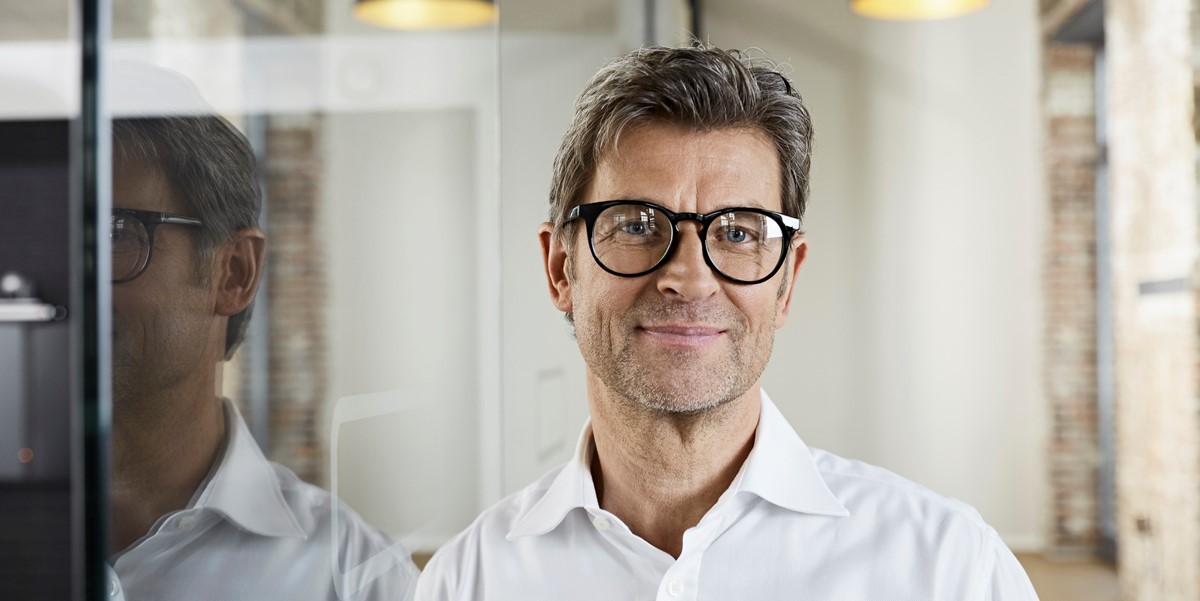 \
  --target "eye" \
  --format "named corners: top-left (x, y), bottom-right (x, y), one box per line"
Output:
top-left (723, 227), bottom-right (749, 243)
top-left (622, 222), bottom-right (651, 236)
top-left (715, 225), bottom-right (758, 245)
